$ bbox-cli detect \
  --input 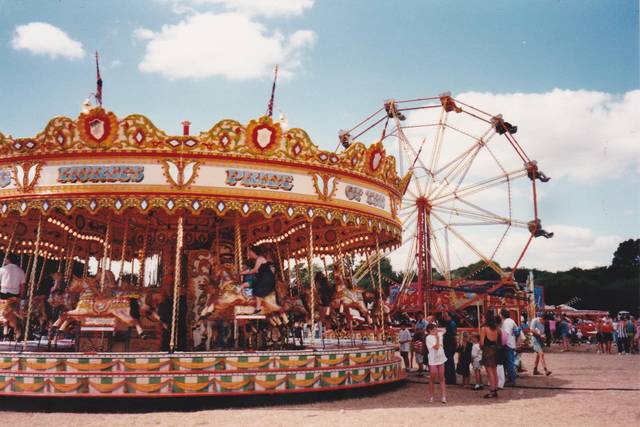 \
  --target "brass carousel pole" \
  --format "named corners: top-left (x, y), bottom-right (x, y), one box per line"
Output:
top-left (214, 223), bottom-right (220, 265)
top-left (275, 242), bottom-right (286, 284)
top-left (234, 214), bottom-right (242, 281)
top-left (0, 222), bottom-right (18, 266)
top-left (294, 257), bottom-right (302, 296)
top-left (306, 222), bottom-right (315, 343)
top-left (138, 223), bottom-right (149, 287)
top-left (25, 251), bottom-right (35, 286)
top-left (64, 238), bottom-right (76, 284)
top-left (375, 237), bottom-right (386, 342)
top-left (57, 234), bottom-right (70, 274)
top-left (169, 215), bottom-right (184, 353)
top-left (336, 237), bottom-right (347, 279)
top-left (23, 215), bottom-right (43, 350)
top-left (82, 249), bottom-right (90, 279)
top-left (118, 218), bottom-right (129, 286)
top-left (37, 252), bottom-right (48, 289)
top-left (322, 256), bottom-right (329, 278)
top-left (365, 252), bottom-right (378, 339)
top-left (100, 213), bottom-right (112, 292)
